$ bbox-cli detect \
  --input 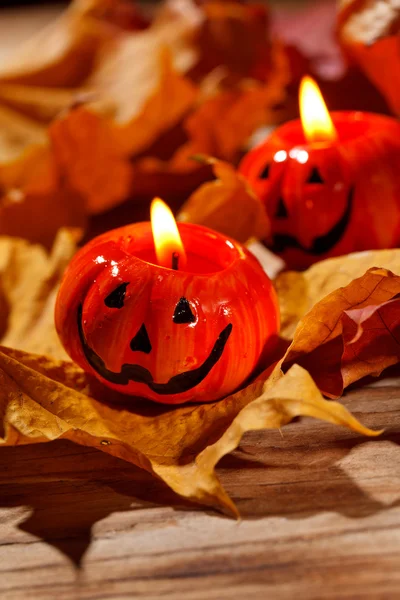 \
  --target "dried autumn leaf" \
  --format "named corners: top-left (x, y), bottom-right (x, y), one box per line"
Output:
top-left (276, 248), bottom-right (400, 340)
top-left (0, 84), bottom-right (77, 124)
top-left (178, 158), bottom-right (270, 243)
top-left (48, 0), bottom-right (287, 210)
top-left (86, 12), bottom-right (198, 130)
top-left (0, 0), bottom-right (127, 87)
top-left (337, 0), bottom-right (400, 114)
top-left (0, 104), bottom-right (46, 163)
top-left (50, 49), bottom-right (198, 213)
top-left (50, 107), bottom-right (133, 215)
top-left (174, 41), bottom-right (289, 162)
top-left (0, 0), bottom-right (288, 215)
top-left (282, 267), bottom-right (400, 398)
top-left (0, 347), bottom-right (378, 515)
top-left (0, 146), bottom-right (86, 247)
top-left (195, 0), bottom-right (273, 80)
top-left (0, 229), bottom-right (81, 359)
top-left (126, 42), bottom-right (288, 202)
